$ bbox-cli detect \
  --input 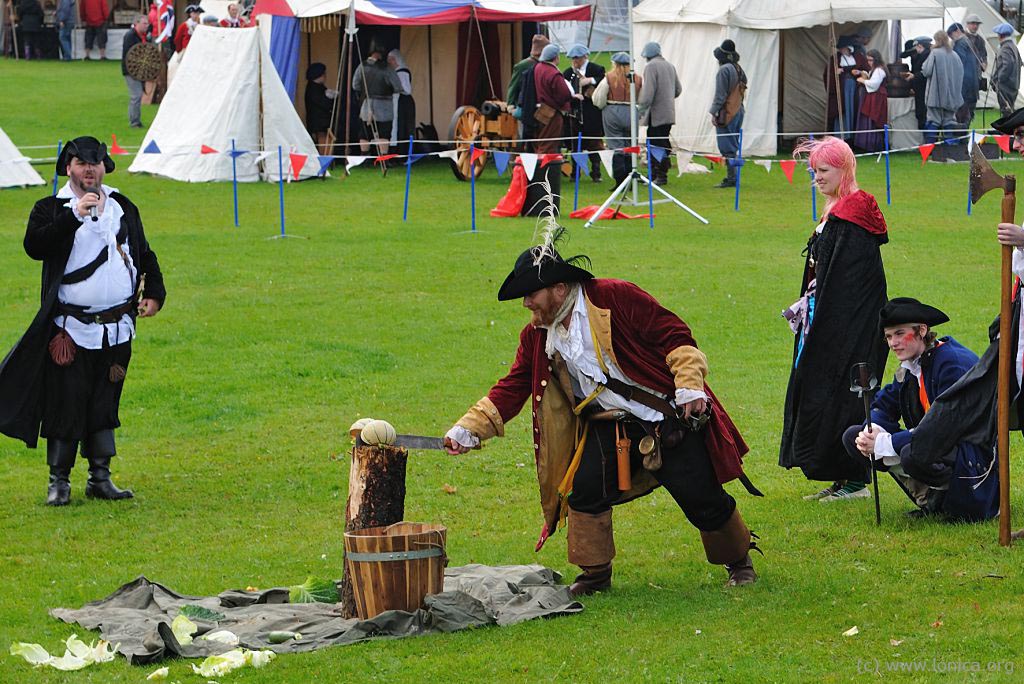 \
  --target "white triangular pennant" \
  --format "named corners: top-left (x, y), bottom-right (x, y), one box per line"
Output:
top-left (675, 151), bottom-right (693, 177)
top-left (437, 149), bottom-right (460, 161)
top-left (253, 151), bottom-right (273, 163)
top-left (520, 153), bottom-right (538, 181)
top-left (597, 149), bottom-right (615, 178)
top-left (346, 156), bottom-right (368, 172)
top-left (754, 160), bottom-right (772, 173)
